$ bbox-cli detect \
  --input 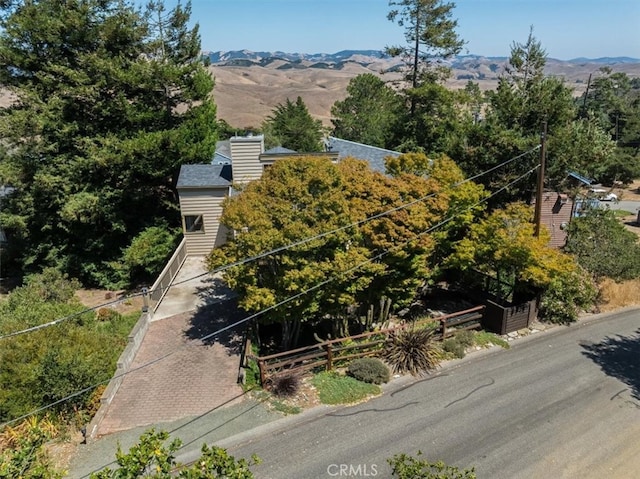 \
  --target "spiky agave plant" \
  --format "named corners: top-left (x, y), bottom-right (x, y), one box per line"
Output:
top-left (383, 326), bottom-right (442, 376)
top-left (270, 373), bottom-right (301, 398)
